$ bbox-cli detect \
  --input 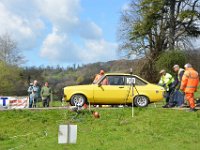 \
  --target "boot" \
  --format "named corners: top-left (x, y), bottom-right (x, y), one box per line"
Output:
top-left (187, 108), bottom-right (196, 112)
top-left (162, 104), bottom-right (169, 108)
